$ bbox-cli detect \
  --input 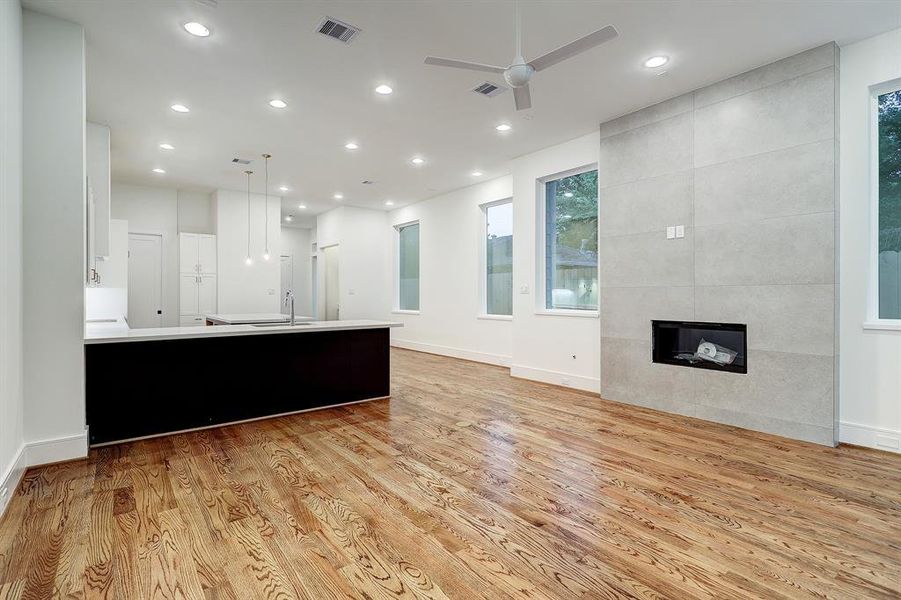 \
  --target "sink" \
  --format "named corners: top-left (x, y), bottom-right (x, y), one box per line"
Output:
top-left (250, 322), bottom-right (313, 328)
